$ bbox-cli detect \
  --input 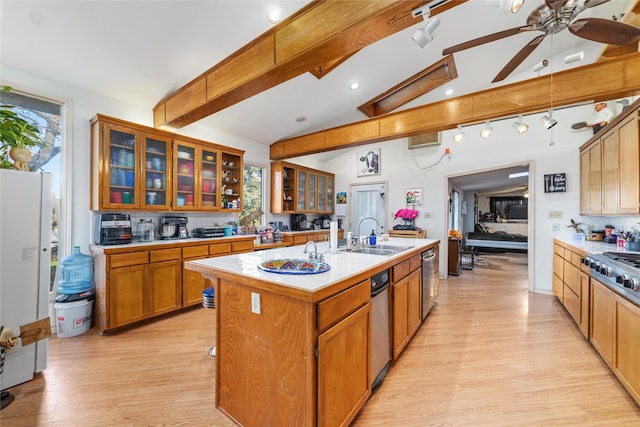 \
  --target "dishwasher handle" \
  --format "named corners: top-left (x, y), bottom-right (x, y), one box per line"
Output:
top-left (422, 251), bottom-right (436, 262)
